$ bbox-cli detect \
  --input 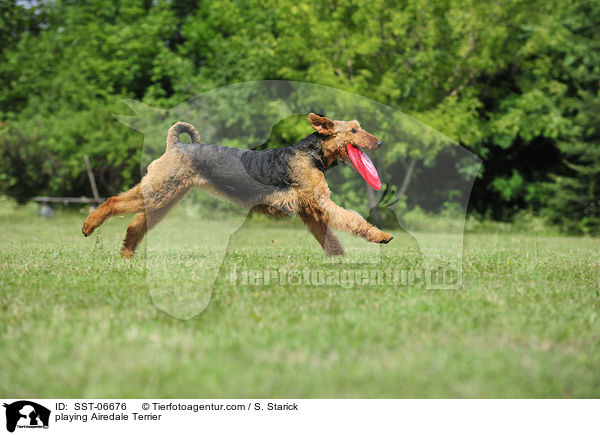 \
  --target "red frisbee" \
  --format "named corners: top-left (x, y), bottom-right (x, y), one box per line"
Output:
top-left (347, 144), bottom-right (381, 191)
